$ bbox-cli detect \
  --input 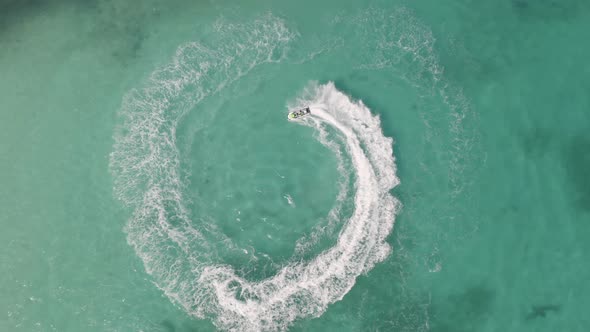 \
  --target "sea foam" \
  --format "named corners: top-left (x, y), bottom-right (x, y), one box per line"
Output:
top-left (110, 14), bottom-right (400, 332)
